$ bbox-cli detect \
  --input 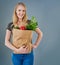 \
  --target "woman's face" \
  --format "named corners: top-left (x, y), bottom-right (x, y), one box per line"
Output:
top-left (16, 5), bottom-right (26, 19)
